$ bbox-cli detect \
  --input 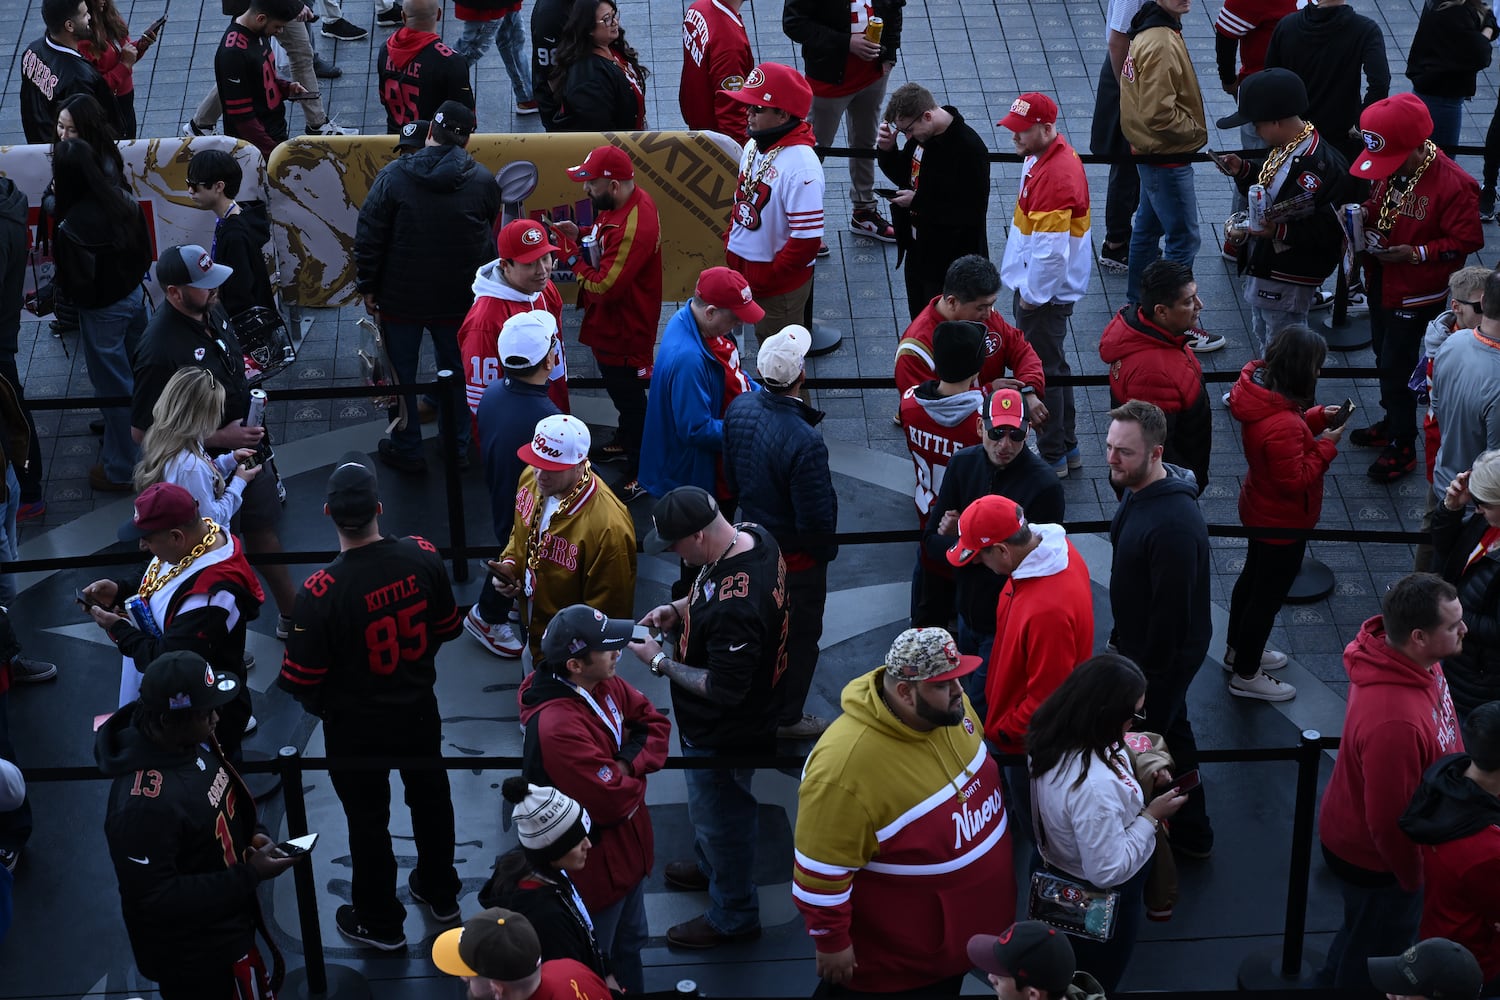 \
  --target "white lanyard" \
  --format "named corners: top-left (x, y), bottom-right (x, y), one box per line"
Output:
top-left (567, 680), bottom-right (623, 750)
